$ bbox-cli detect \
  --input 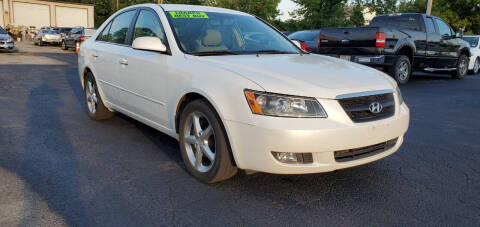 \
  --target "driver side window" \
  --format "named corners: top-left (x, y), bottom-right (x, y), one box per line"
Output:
top-left (435, 19), bottom-right (452, 37)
